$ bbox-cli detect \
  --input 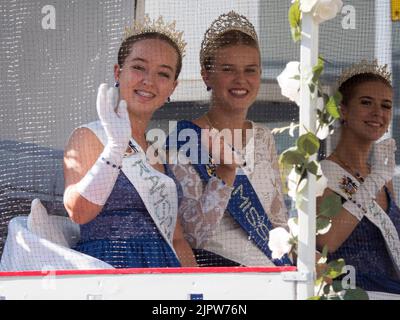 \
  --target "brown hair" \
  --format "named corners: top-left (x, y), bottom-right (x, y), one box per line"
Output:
top-left (202, 30), bottom-right (260, 71)
top-left (339, 73), bottom-right (392, 106)
top-left (117, 32), bottom-right (182, 80)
